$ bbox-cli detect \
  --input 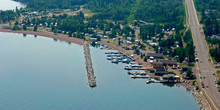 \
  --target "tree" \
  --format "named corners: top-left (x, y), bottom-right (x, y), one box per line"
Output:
top-left (33, 26), bottom-right (38, 31)
top-left (186, 69), bottom-right (193, 78)
top-left (118, 37), bottom-right (121, 45)
top-left (23, 25), bottom-right (27, 30)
